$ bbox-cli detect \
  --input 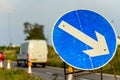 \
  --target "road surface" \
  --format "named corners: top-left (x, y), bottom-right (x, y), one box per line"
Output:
top-left (2, 61), bottom-right (120, 80)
